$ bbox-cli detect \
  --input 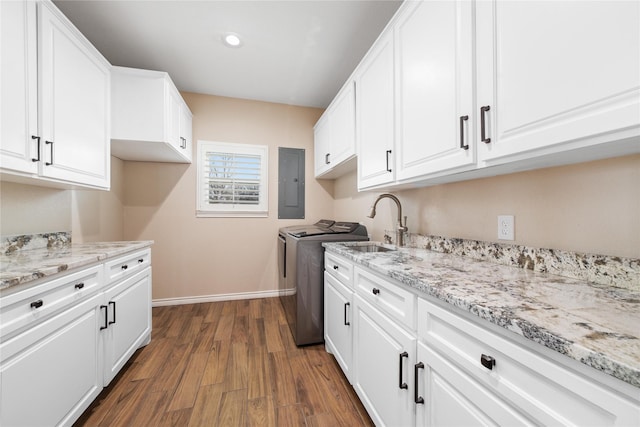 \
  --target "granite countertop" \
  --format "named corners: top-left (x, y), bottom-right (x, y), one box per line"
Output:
top-left (0, 241), bottom-right (153, 291)
top-left (324, 241), bottom-right (640, 388)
